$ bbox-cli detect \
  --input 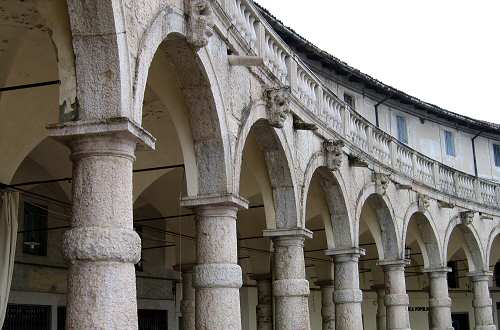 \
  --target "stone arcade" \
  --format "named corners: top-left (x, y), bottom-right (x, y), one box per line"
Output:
top-left (0, 0), bottom-right (500, 329)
